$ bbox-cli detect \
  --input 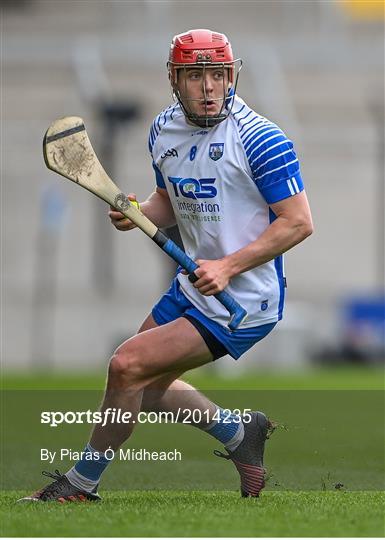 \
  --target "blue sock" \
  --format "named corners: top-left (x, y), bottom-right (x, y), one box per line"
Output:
top-left (66, 443), bottom-right (111, 492)
top-left (202, 408), bottom-right (244, 451)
